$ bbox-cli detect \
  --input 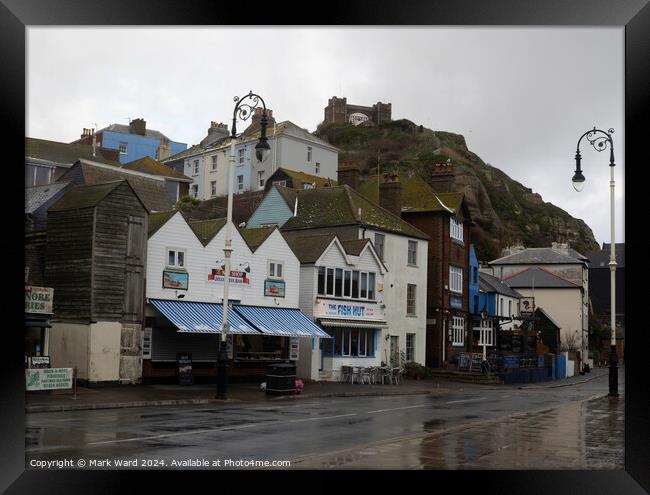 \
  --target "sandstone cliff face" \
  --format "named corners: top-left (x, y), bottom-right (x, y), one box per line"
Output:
top-left (316, 121), bottom-right (599, 260)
